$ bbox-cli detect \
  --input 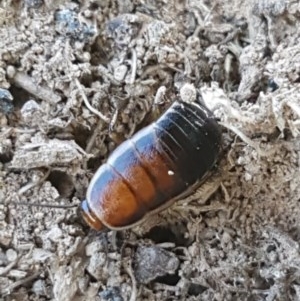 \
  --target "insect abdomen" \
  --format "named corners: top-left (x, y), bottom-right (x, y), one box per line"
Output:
top-left (81, 100), bottom-right (221, 230)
